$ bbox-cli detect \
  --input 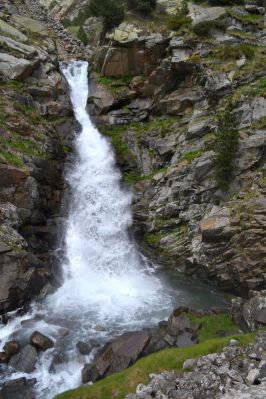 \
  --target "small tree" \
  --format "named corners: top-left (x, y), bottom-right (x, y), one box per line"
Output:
top-left (214, 105), bottom-right (239, 191)
top-left (89, 0), bottom-right (124, 31)
top-left (126, 0), bottom-right (157, 15)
